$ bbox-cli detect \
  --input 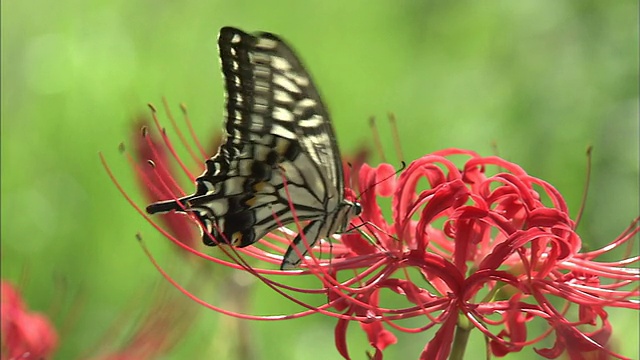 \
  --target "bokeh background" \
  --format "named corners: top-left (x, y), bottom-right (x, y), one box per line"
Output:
top-left (2, 1), bottom-right (638, 359)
